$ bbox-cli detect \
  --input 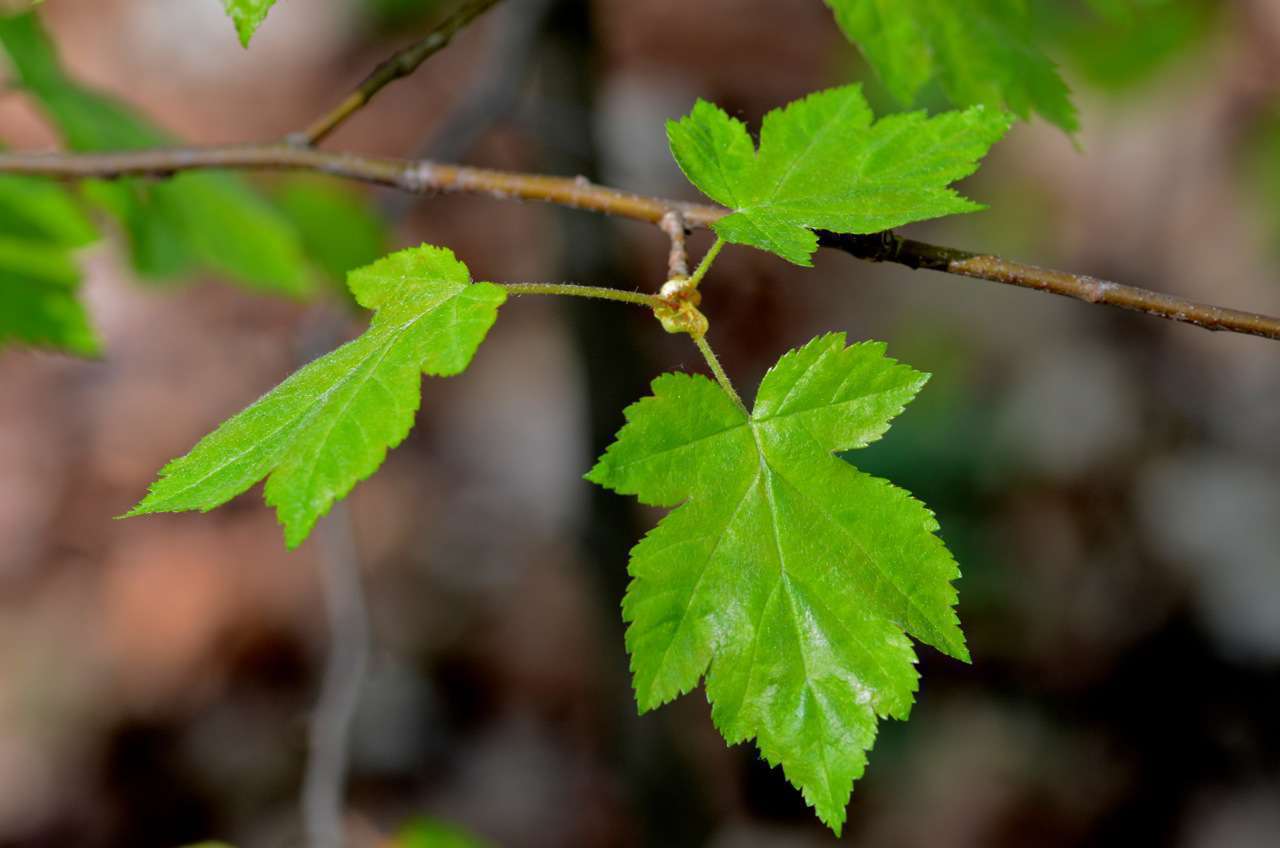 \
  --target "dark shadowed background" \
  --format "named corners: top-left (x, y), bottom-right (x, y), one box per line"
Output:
top-left (0, 0), bottom-right (1278, 846)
